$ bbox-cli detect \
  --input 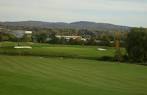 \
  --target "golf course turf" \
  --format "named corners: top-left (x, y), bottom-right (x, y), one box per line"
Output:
top-left (0, 55), bottom-right (147, 95)
top-left (0, 42), bottom-right (121, 60)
